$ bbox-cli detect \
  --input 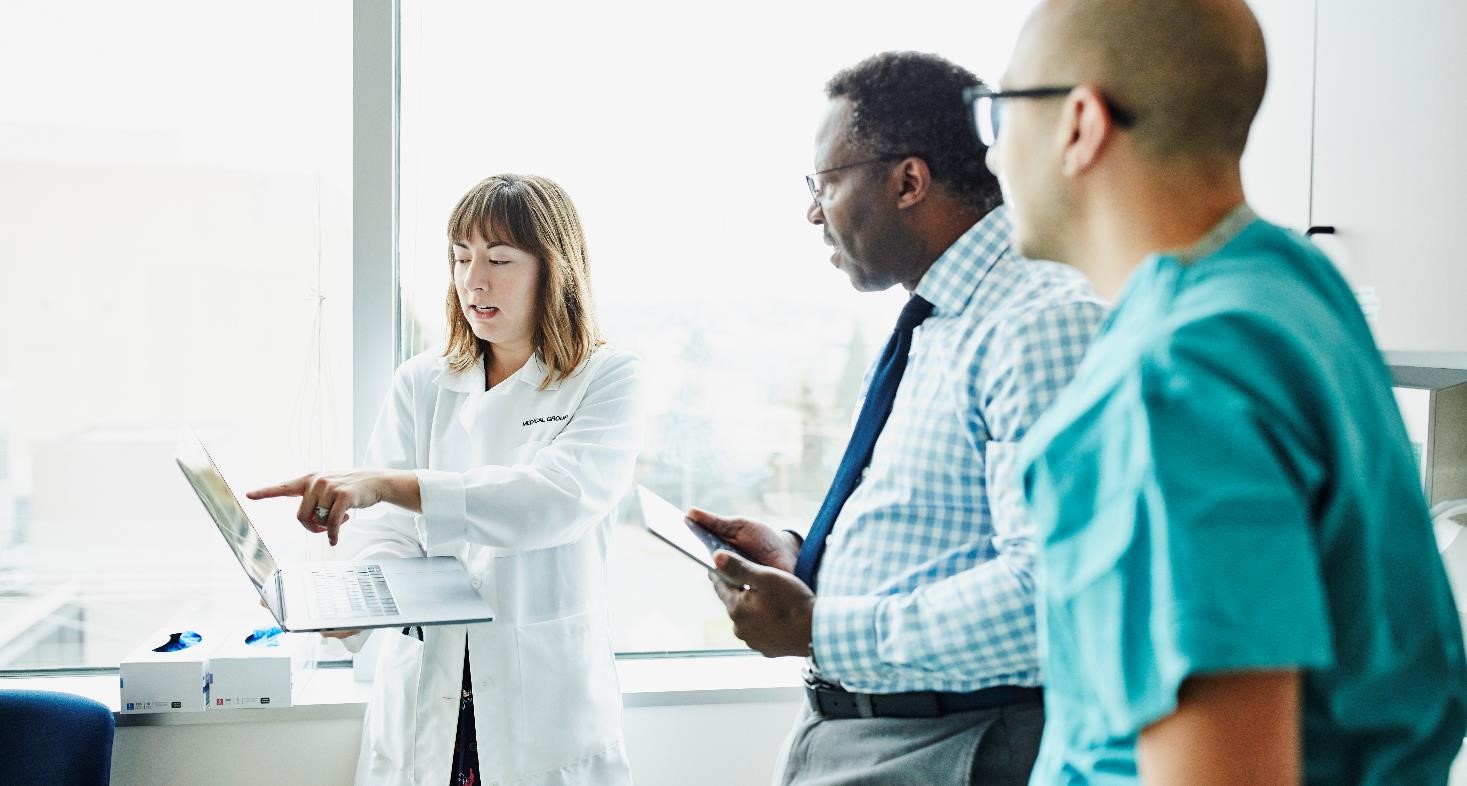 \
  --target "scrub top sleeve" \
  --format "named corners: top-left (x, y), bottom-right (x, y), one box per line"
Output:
top-left (340, 361), bottom-right (428, 561)
top-left (417, 351), bottom-right (646, 553)
top-left (1110, 359), bottom-right (1334, 736)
